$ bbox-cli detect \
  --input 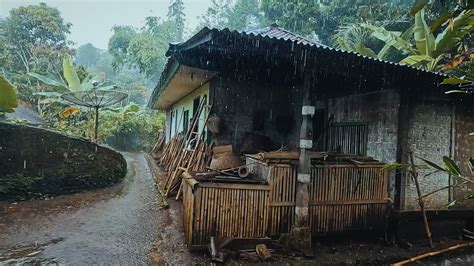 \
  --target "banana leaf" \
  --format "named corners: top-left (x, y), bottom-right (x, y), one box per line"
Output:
top-left (418, 157), bottom-right (446, 172)
top-left (365, 24), bottom-right (417, 57)
top-left (440, 76), bottom-right (471, 85)
top-left (434, 10), bottom-right (474, 57)
top-left (377, 26), bottom-right (414, 60)
top-left (336, 36), bottom-right (350, 51)
top-left (430, 12), bottom-right (454, 33)
top-left (414, 8), bottom-right (435, 56)
top-left (63, 54), bottom-right (81, 92)
top-left (410, 0), bottom-right (429, 16)
top-left (355, 43), bottom-right (377, 57)
top-left (0, 75), bottom-right (18, 113)
top-left (400, 54), bottom-right (434, 68)
top-left (28, 72), bottom-right (67, 88)
top-left (443, 156), bottom-right (462, 177)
